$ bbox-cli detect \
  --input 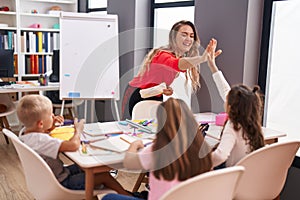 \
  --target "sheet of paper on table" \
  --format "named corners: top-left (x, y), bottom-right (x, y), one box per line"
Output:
top-left (84, 122), bottom-right (127, 136)
top-left (90, 134), bottom-right (153, 153)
